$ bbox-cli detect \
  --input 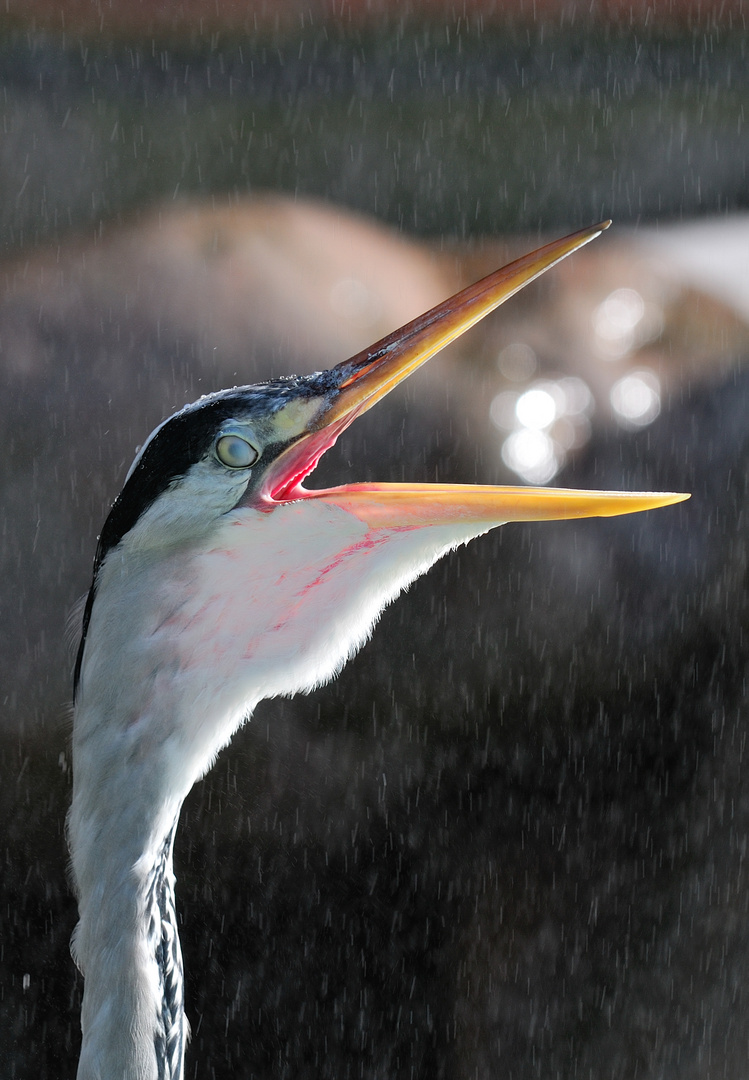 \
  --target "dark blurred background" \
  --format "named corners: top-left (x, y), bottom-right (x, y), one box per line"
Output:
top-left (3, 2), bottom-right (749, 1078)
top-left (2, 2), bottom-right (748, 248)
